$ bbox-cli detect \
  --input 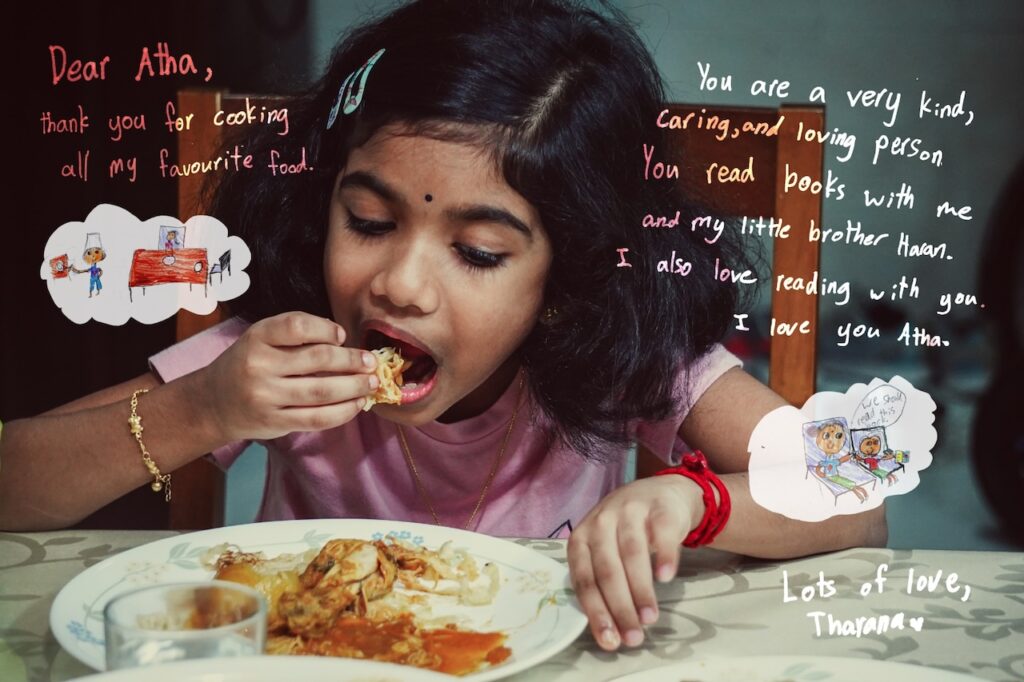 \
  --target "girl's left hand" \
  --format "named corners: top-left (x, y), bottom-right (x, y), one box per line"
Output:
top-left (567, 475), bottom-right (701, 651)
